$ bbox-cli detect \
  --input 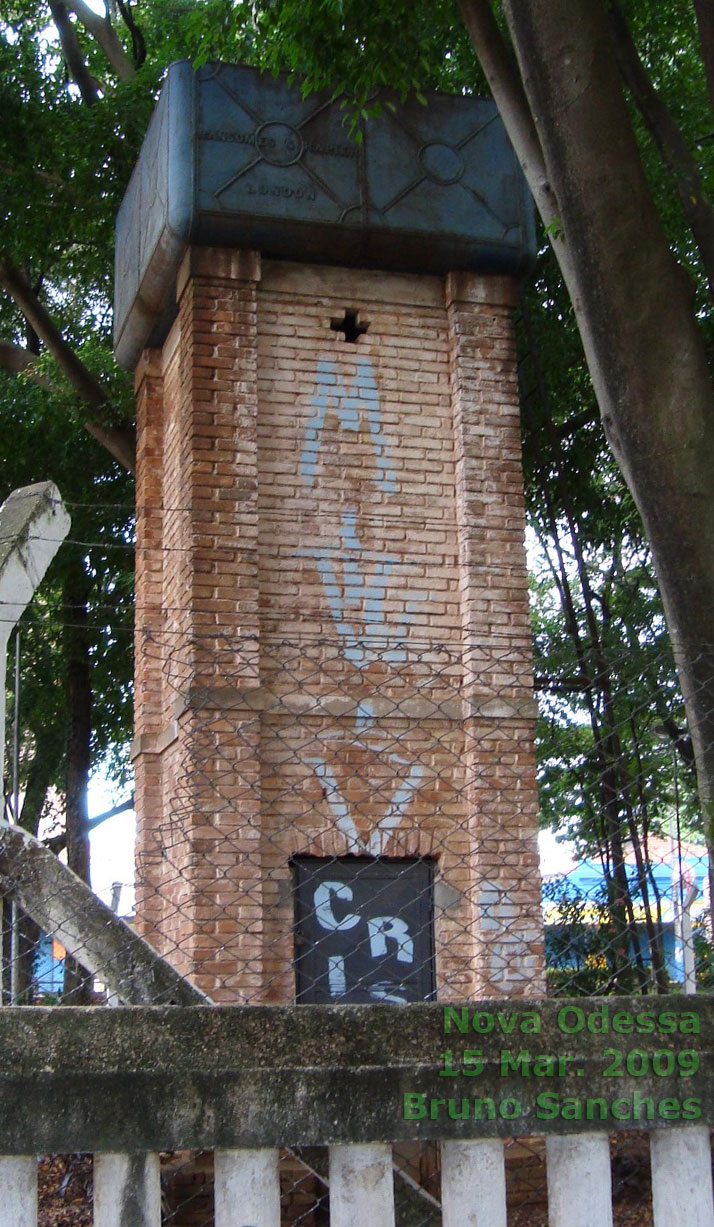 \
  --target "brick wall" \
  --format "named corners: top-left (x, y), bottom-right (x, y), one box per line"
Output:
top-left (132, 247), bottom-right (544, 1002)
